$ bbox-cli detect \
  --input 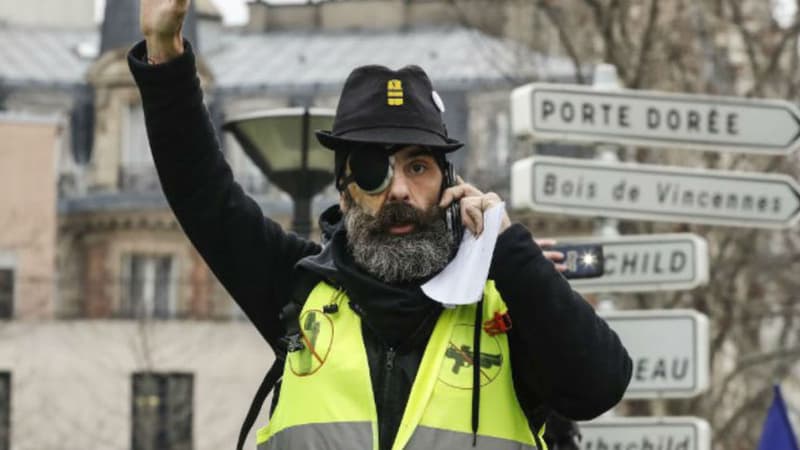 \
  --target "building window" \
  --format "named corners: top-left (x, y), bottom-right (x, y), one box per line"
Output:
top-left (0, 372), bottom-right (9, 450)
top-left (120, 254), bottom-right (177, 319)
top-left (132, 372), bottom-right (193, 450)
top-left (120, 103), bottom-right (160, 191)
top-left (0, 270), bottom-right (13, 319)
